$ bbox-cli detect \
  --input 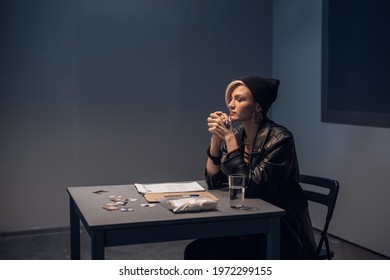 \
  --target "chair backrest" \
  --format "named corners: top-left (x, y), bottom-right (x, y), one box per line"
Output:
top-left (299, 174), bottom-right (340, 259)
